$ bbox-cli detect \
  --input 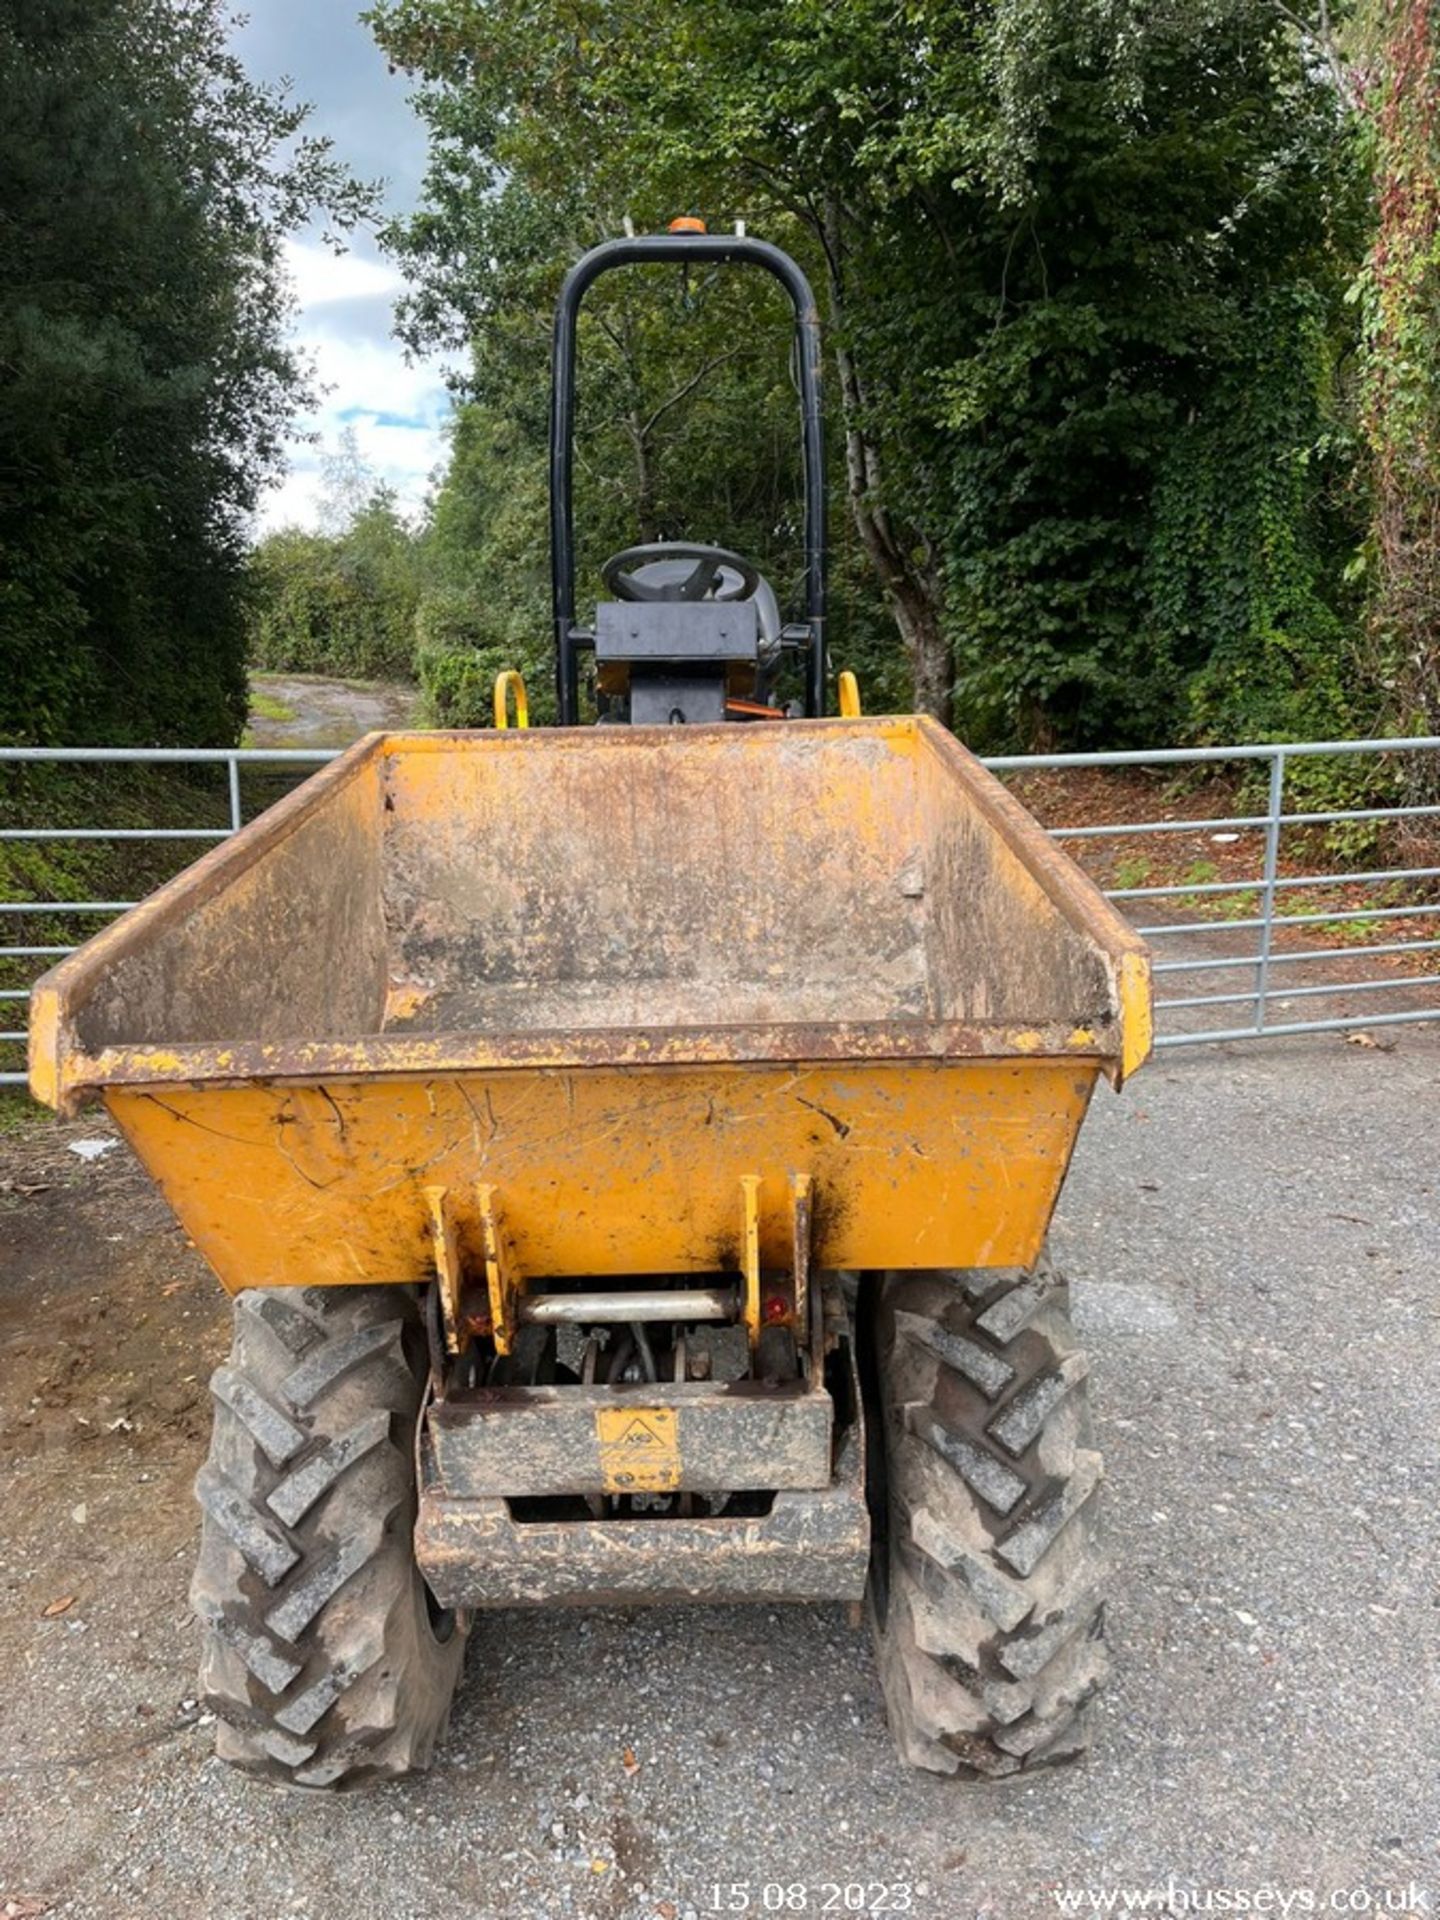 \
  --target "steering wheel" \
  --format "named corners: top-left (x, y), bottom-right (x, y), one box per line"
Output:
top-left (602, 542), bottom-right (762, 605)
